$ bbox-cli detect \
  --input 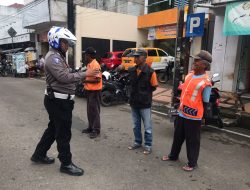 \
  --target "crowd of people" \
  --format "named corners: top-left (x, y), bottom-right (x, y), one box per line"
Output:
top-left (30, 26), bottom-right (212, 176)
